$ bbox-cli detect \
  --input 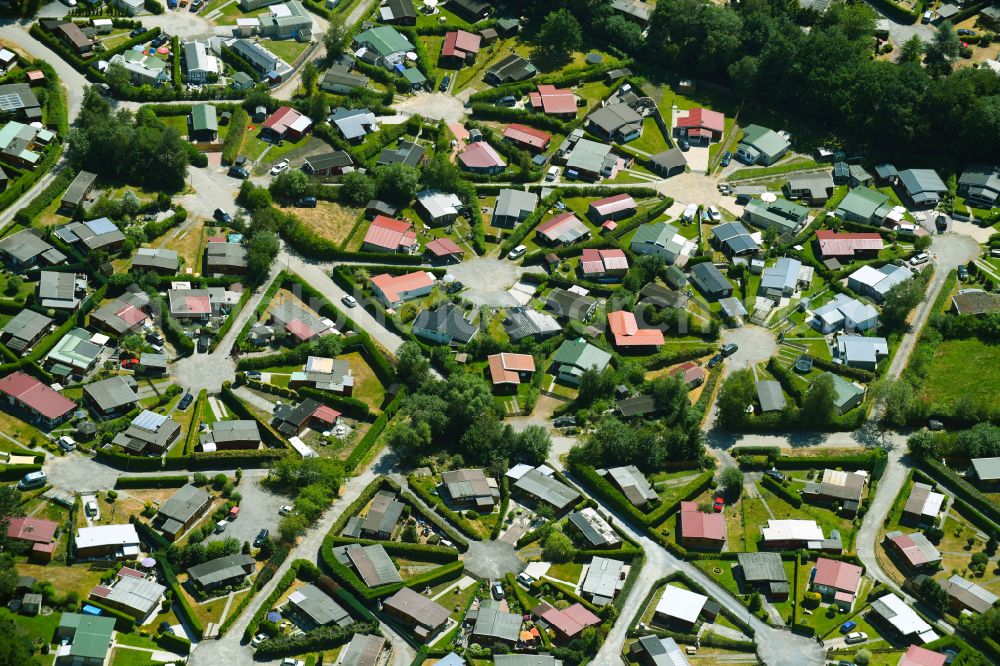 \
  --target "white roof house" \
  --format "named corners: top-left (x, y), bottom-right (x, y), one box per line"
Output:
top-left (761, 519), bottom-right (824, 542)
top-left (580, 556), bottom-right (625, 603)
top-left (848, 264), bottom-right (912, 303)
top-left (76, 524), bottom-right (141, 555)
top-left (869, 593), bottom-right (939, 643)
top-left (416, 190), bottom-right (462, 221)
top-left (811, 293), bottom-right (879, 334)
top-left (655, 585), bottom-right (708, 625)
top-left (836, 335), bottom-right (889, 368)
